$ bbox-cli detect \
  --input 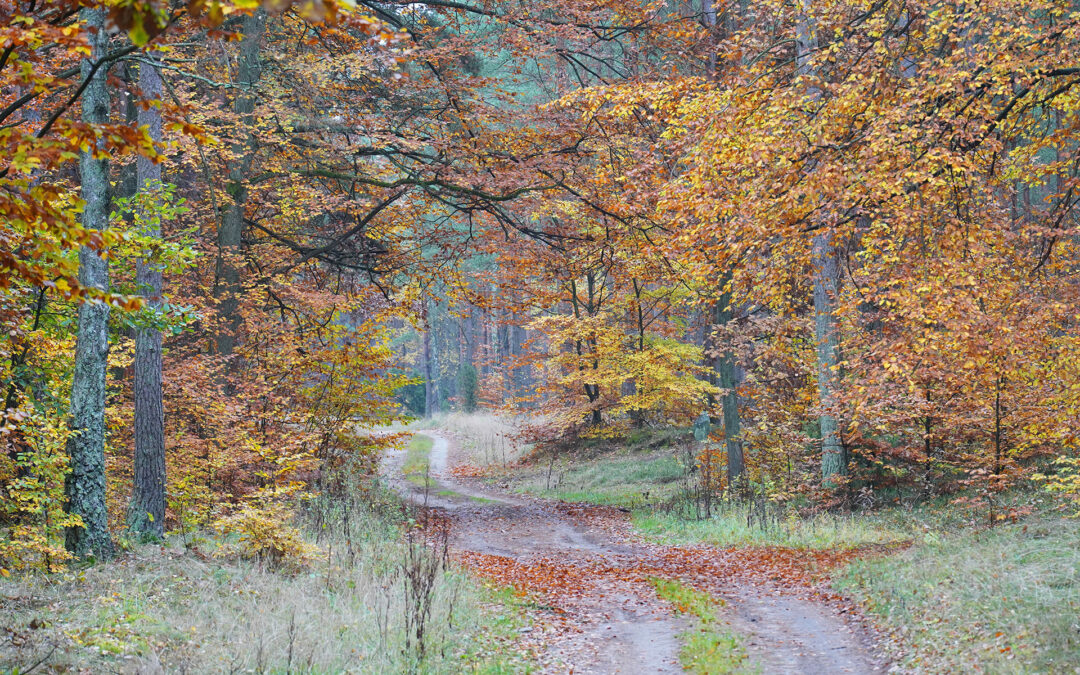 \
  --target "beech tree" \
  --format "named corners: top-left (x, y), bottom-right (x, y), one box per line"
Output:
top-left (795, 0), bottom-right (847, 482)
top-left (4, 0), bottom-right (1080, 573)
